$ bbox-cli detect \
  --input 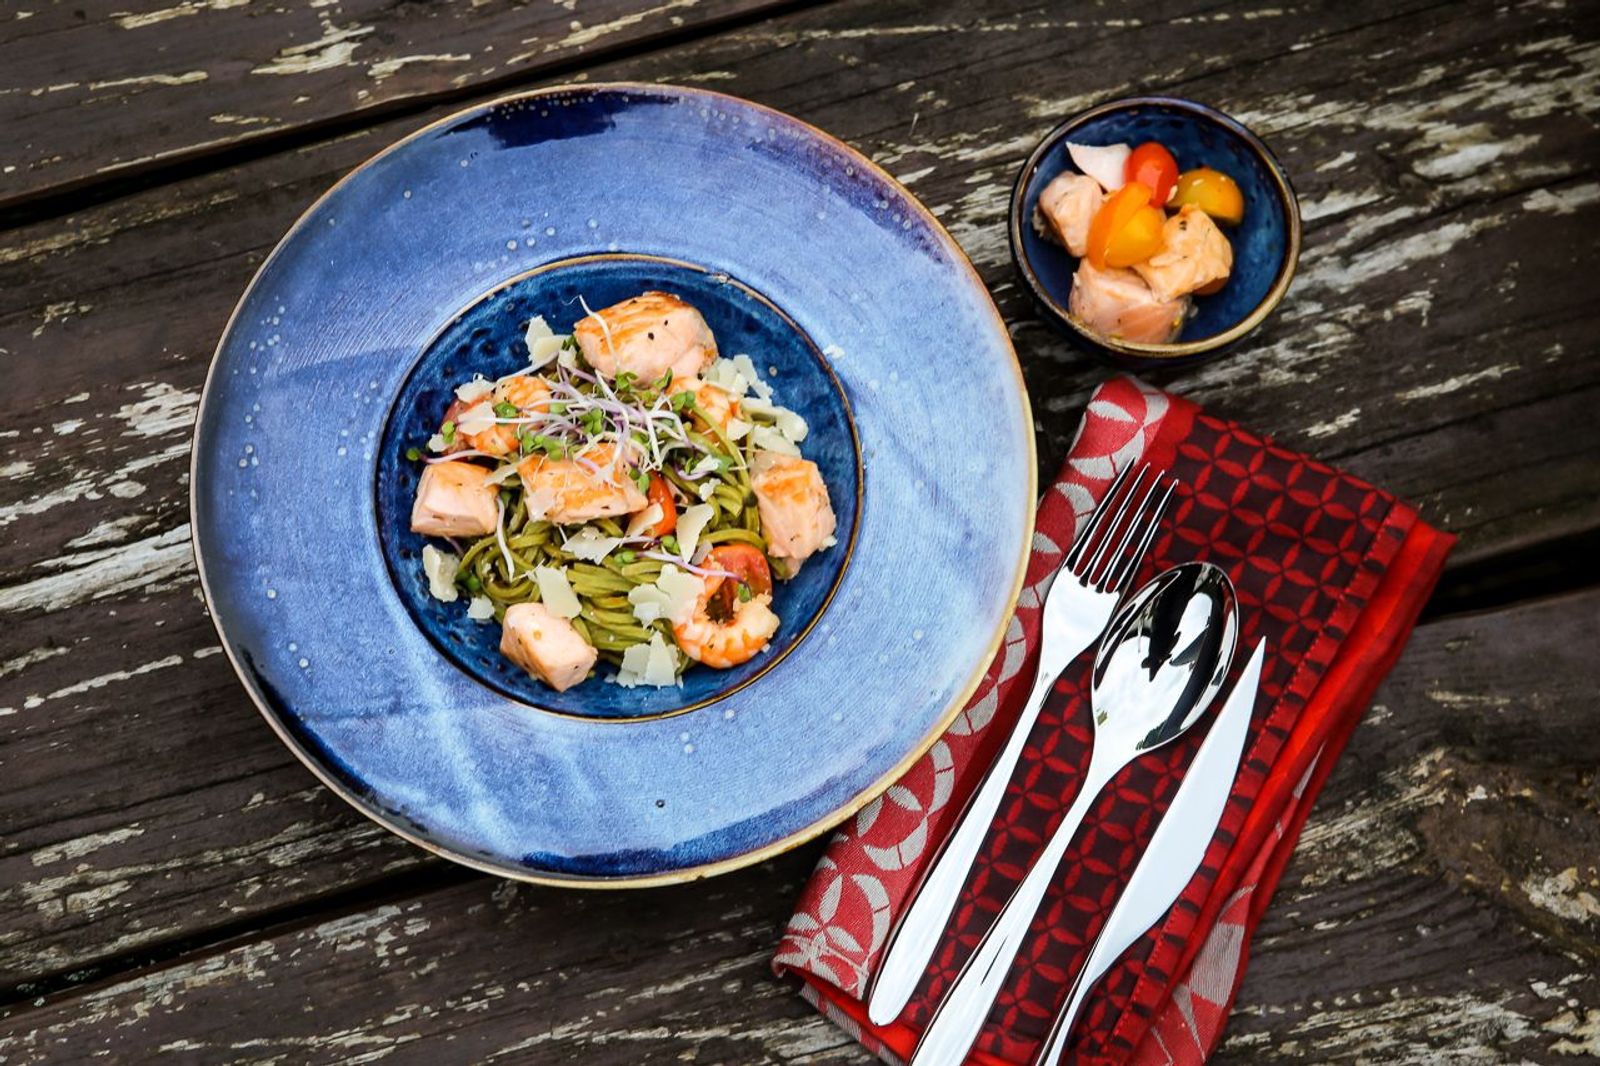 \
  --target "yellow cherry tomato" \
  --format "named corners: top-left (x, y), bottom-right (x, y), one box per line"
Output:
top-left (1171, 167), bottom-right (1245, 226)
top-left (1086, 184), bottom-right (1167, 269)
